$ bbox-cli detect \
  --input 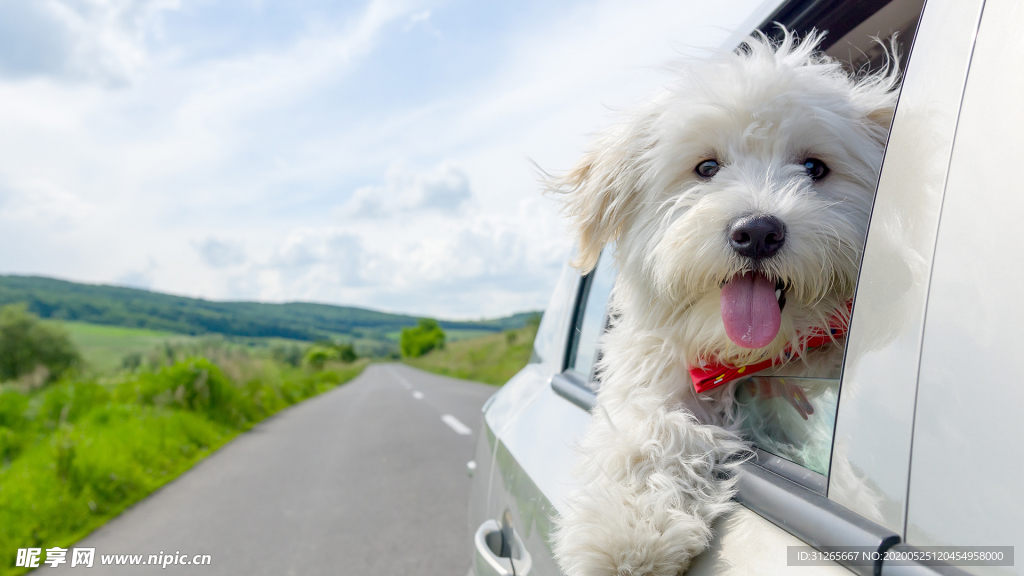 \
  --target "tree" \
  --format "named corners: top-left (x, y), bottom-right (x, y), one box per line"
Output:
top-left (0, 304), bottom-right (81, 383)
top-left (303, 341), bottom-right (358, 369)
top-left (400, 318), bottom-right (446, 358)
